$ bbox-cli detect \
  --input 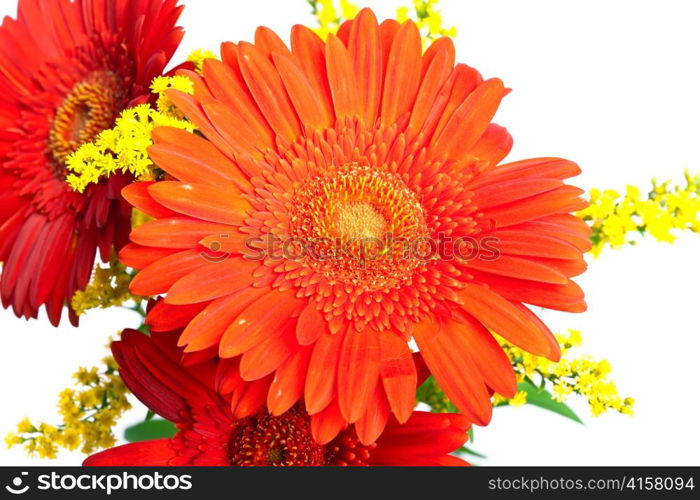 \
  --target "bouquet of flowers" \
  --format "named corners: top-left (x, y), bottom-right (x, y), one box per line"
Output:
top-left (2, 0), bottom-right (696, 467)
